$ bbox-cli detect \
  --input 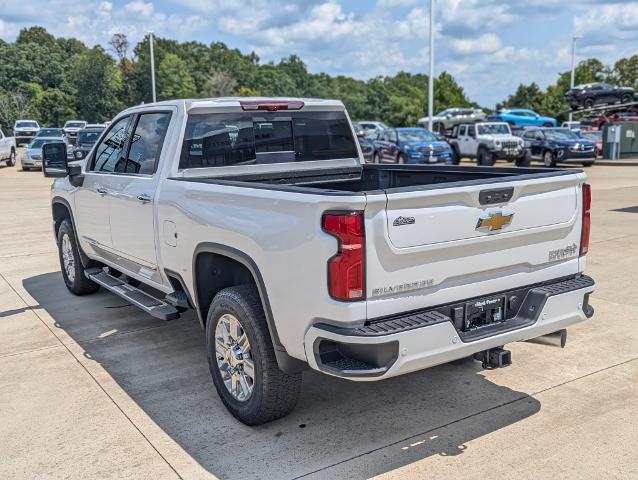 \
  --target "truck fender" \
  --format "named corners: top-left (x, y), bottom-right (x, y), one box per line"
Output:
top-left (51, 196), bottom-right (93, 268)
top-left (191, 242), bottom-right (306, 373)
